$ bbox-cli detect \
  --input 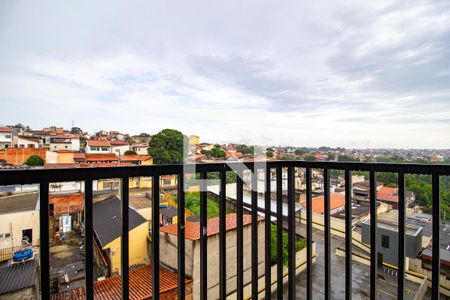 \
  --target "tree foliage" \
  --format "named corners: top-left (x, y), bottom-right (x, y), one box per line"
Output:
top-left (270, 224), bottom-right (306, 265)
top-left (25, 155), bottom-right (44, 166)
top-left (147, 129), bottom-right (185, 165)
top-left (124, 150), bottom-right (137, 155)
